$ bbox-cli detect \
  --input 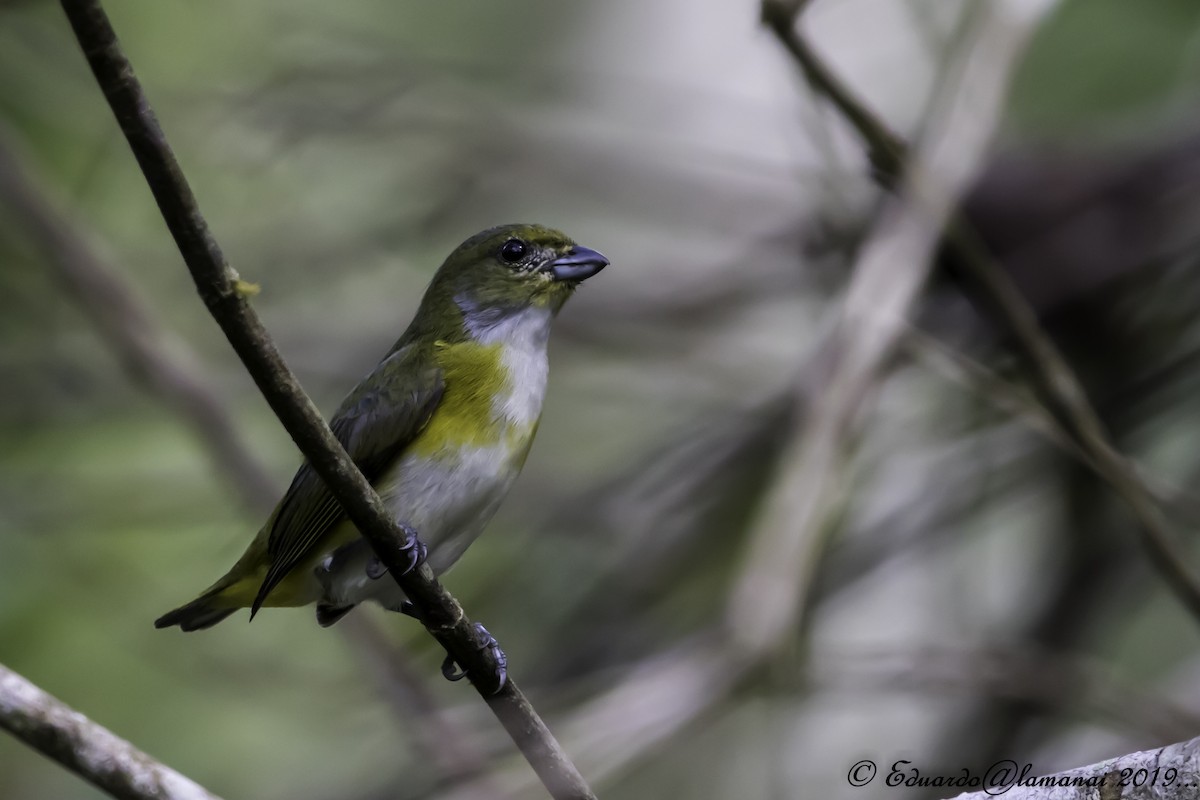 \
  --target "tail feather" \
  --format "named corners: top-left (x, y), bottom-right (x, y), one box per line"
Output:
top-left (155, 589), bottom-right (239, 631)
